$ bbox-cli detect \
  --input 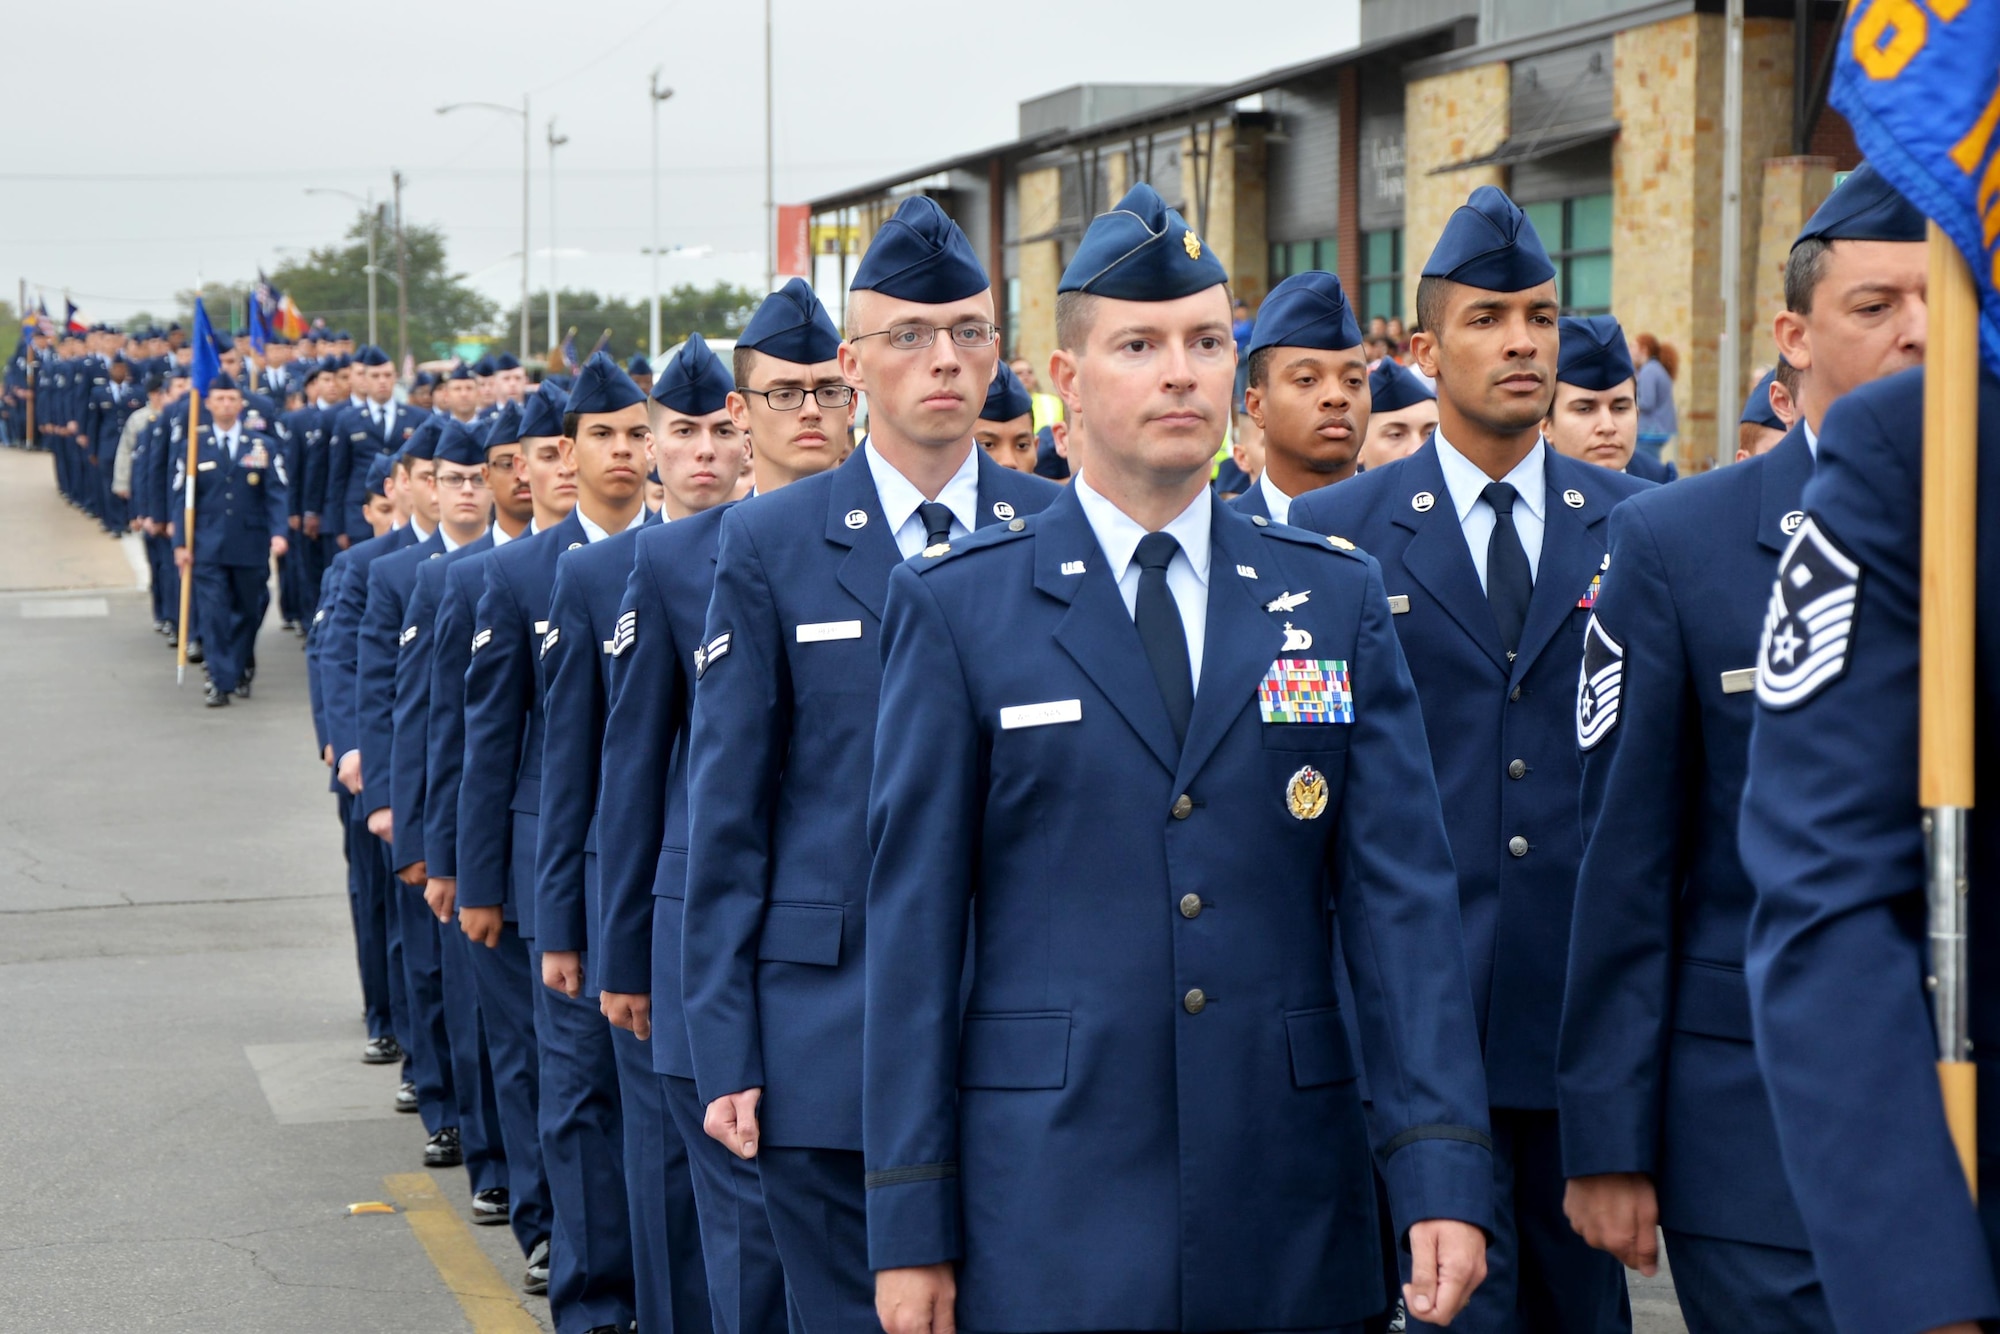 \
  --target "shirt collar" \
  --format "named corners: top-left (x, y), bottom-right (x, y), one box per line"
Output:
top-left (492, 521), bottom-right (516, 546)
top-left (408, 517), bottom-right (434, 542)
top-left (1802, 418), bottom-right (1819, 459)
top-left (1432, 429), bottom-right (1547, 522)
top-left (864, 440), bottom-right (982, 536)
top-left (575, 505), bottom-right (647, 544)
top-left (440, 526), bottom-right (469, 553)
top-left (1072, 473), bottom-right (1213, 589)
top-left (1257, 470), bottom-right (1293, 525)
